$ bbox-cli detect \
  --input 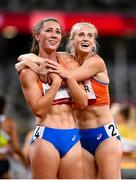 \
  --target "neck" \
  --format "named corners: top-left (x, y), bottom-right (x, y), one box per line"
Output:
top-left (39, 49), bottom-right (57, 61)
top-left (75, 52), bottom-right (92, 65)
